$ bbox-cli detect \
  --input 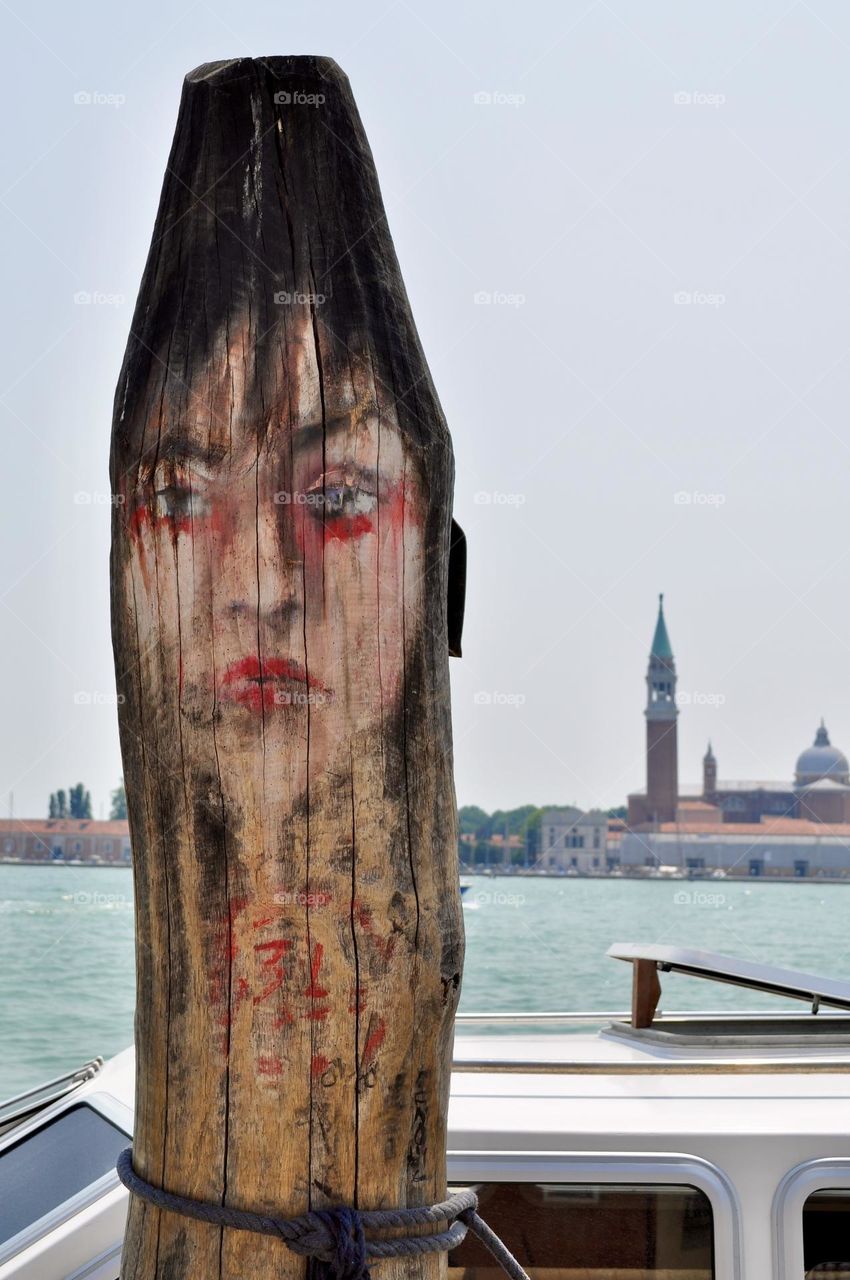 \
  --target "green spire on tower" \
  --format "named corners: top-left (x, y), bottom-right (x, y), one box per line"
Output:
top-left (651, 592), bottom-right (674, 661)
